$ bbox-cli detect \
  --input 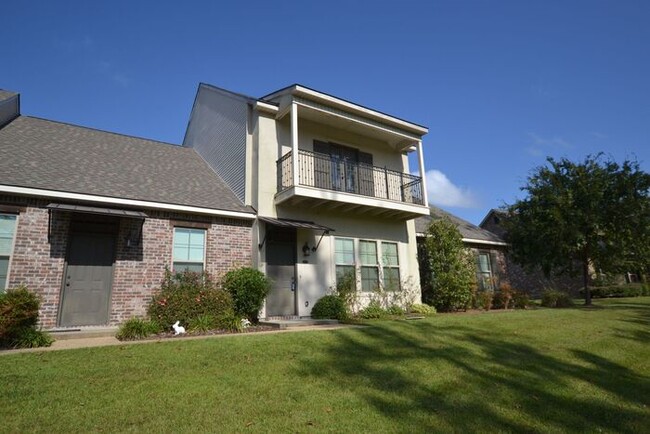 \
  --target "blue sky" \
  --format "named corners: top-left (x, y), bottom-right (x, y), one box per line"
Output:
top-left (3, 1), bottom-right (649, 224)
